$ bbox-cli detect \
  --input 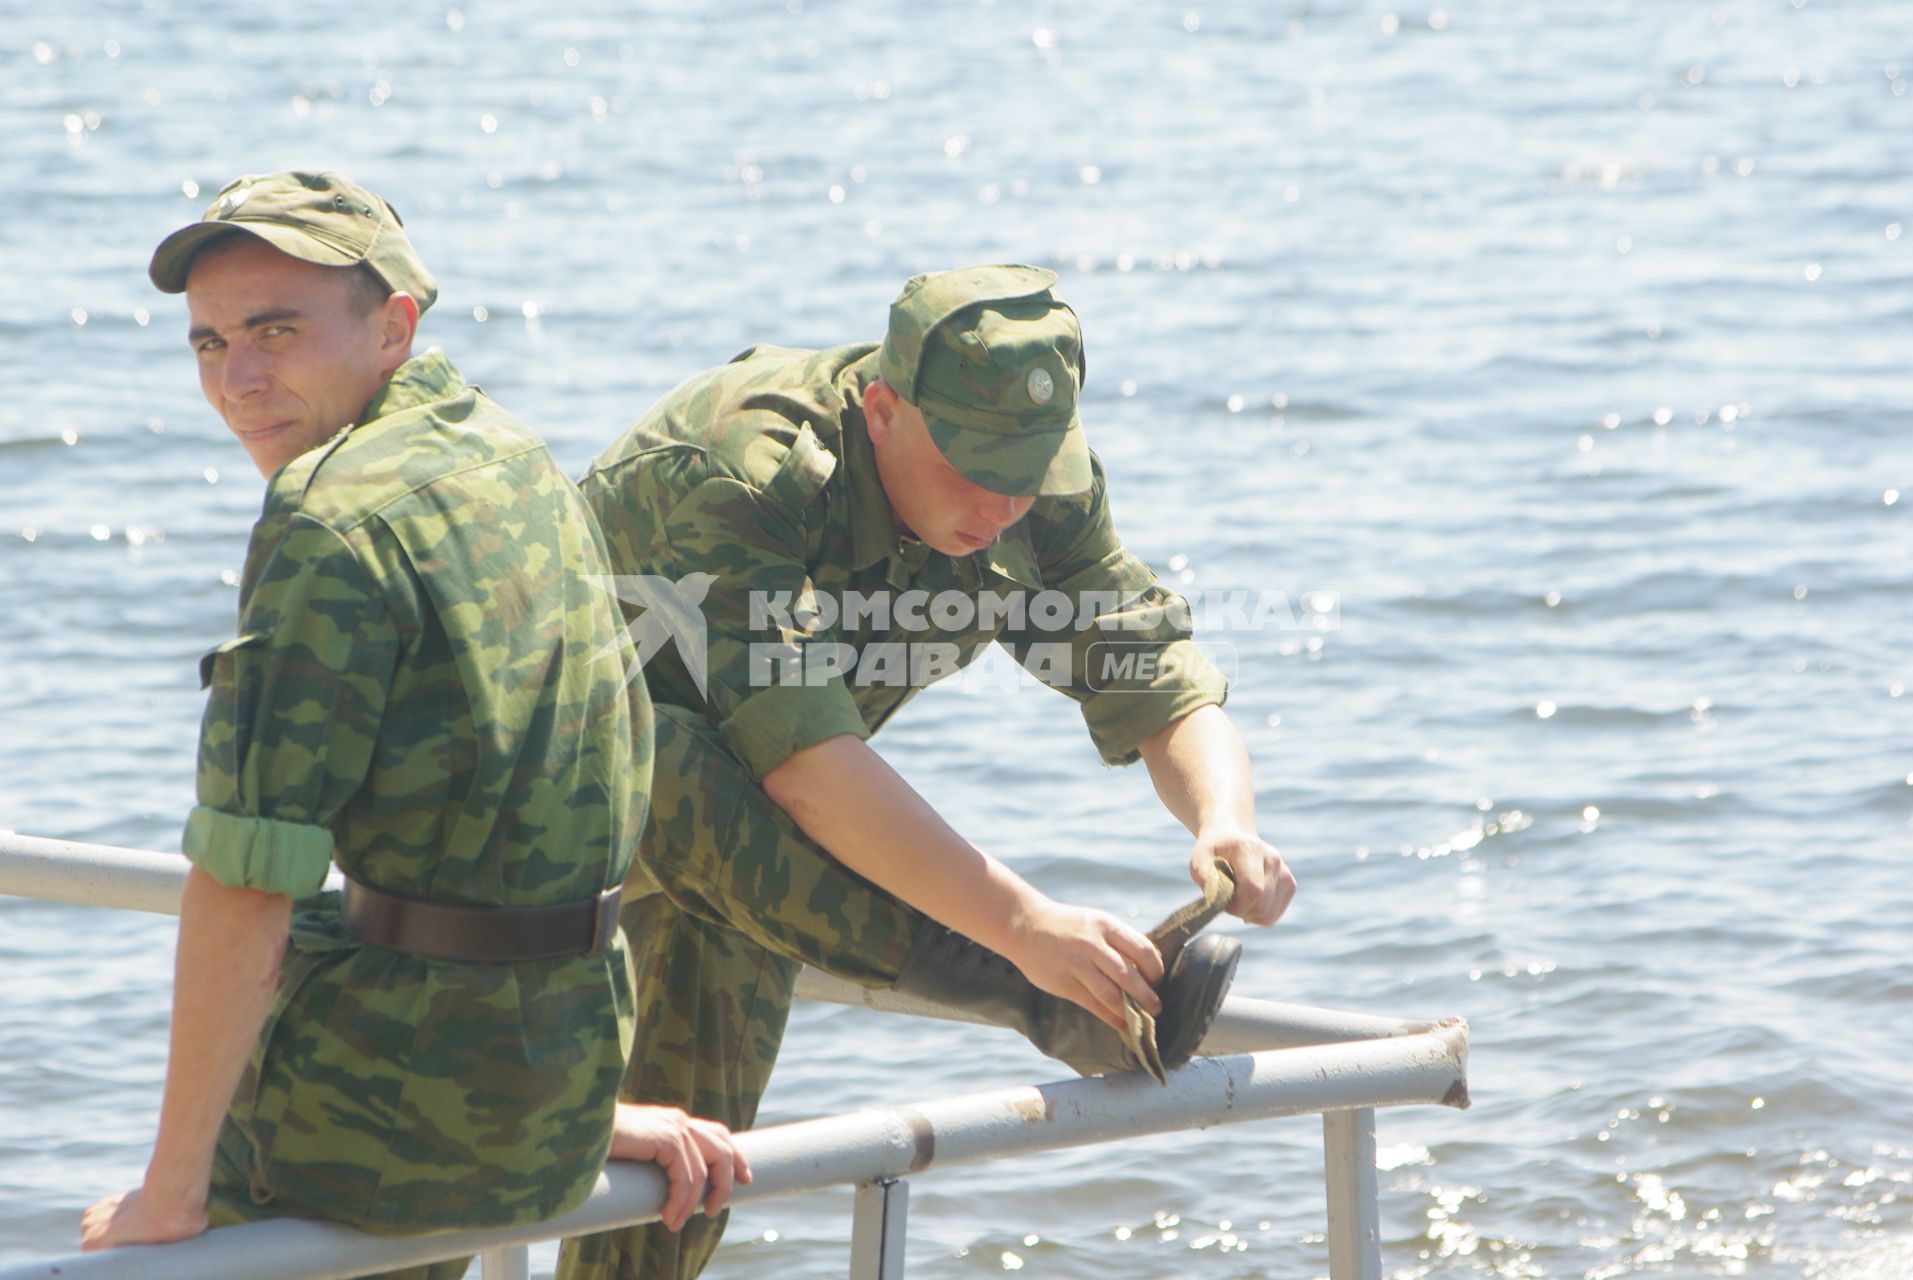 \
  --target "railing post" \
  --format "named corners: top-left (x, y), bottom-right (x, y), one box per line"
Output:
top-left (479, 1244), bottom-right (531, 1280)
top-left (1323, 1107), bottom-right (1380, 1280)
top-left (849, 1176), bottom-right (909, 1280)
